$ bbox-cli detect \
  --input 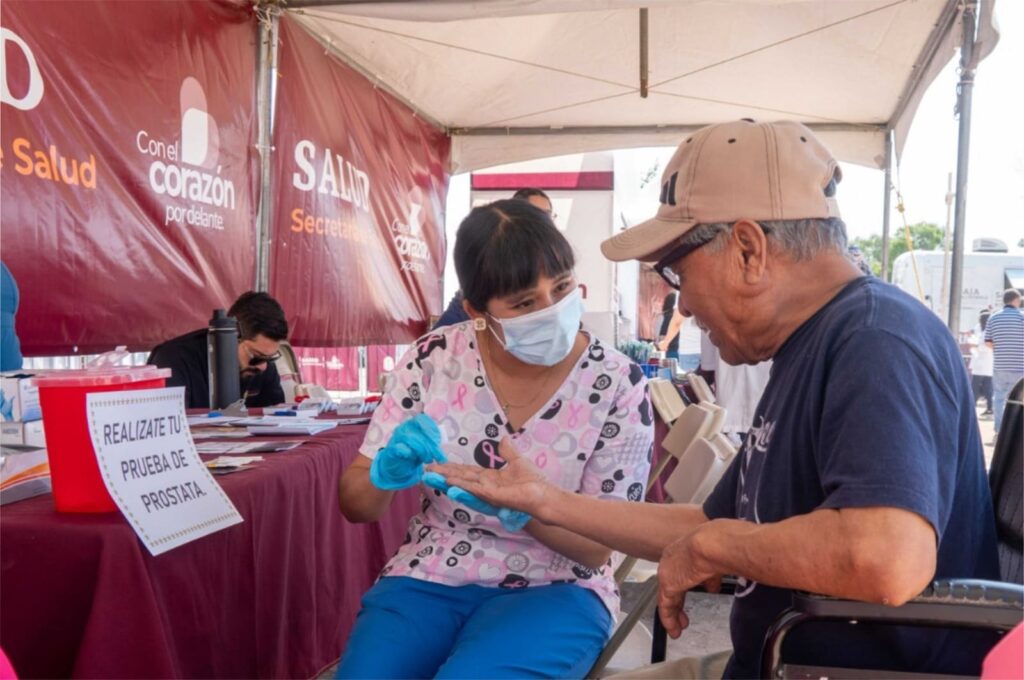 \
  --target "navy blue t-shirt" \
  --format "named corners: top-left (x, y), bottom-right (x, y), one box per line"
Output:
top-left (703, 277), bottom-right (1000, 678)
